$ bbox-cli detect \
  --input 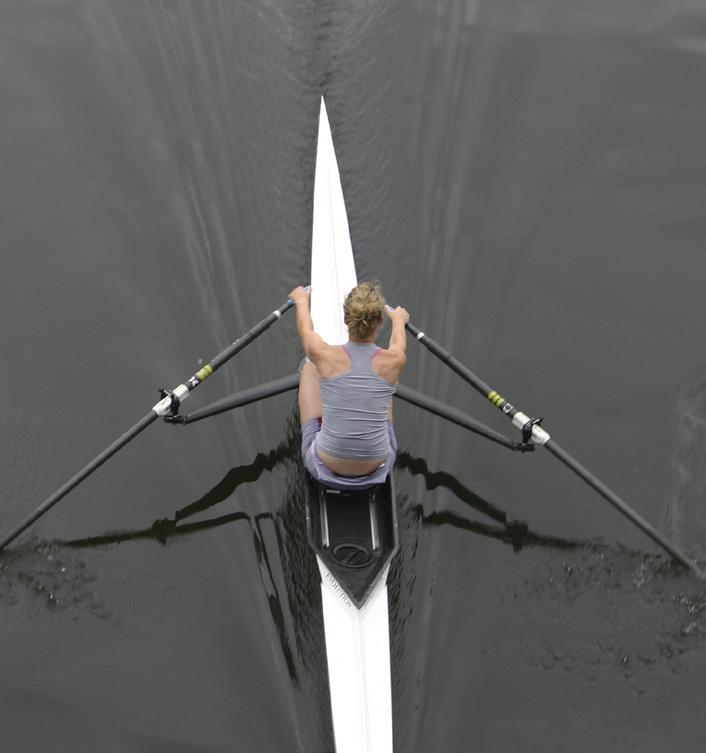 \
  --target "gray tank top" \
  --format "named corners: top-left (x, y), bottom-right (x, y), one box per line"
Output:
top-left (317, 342), bottom-right (396, 459)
